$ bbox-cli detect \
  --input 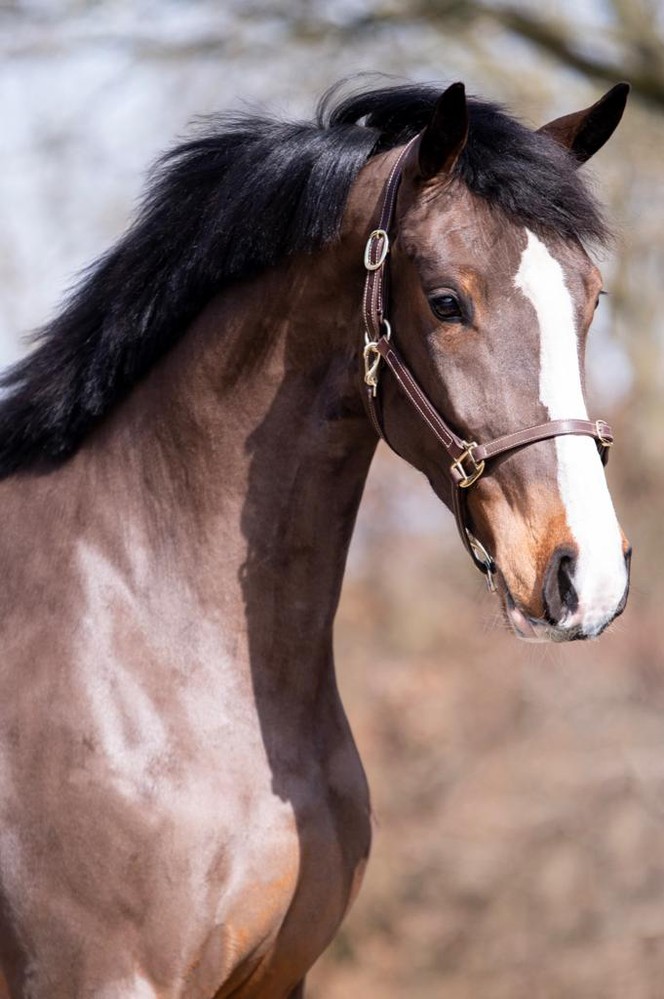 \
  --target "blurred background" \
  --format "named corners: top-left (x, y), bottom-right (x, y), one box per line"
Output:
top-left (1, 1), bottom-right (663, 995)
